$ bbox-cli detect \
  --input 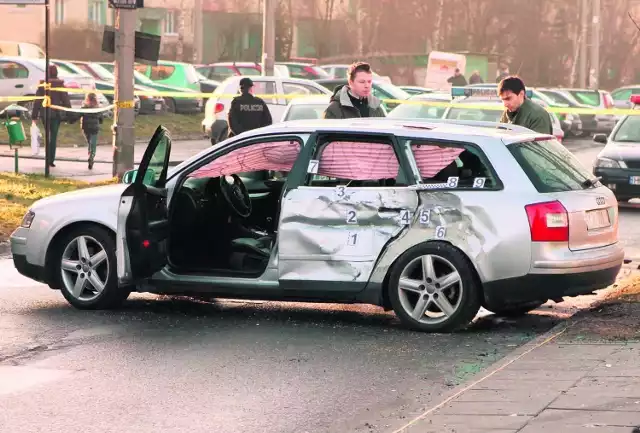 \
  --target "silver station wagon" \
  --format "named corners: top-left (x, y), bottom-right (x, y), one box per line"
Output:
top-left (10, 118), bottom-right (624, 332)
